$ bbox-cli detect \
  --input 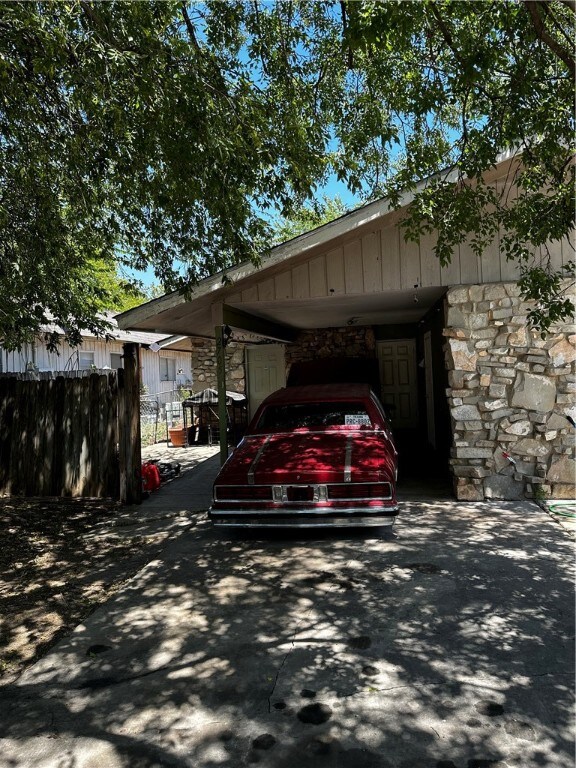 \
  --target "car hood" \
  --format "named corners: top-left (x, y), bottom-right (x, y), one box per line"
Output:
top-left (217, 431), bottom-right (397, 485)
